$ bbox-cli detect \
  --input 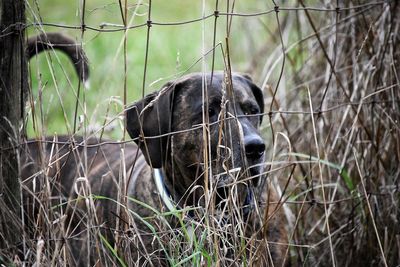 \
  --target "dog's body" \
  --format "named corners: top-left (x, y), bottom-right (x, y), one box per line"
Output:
top-left (21, 137), bottom-right (147, 265)
top-left (22, 34), bottom-right (288, 266)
